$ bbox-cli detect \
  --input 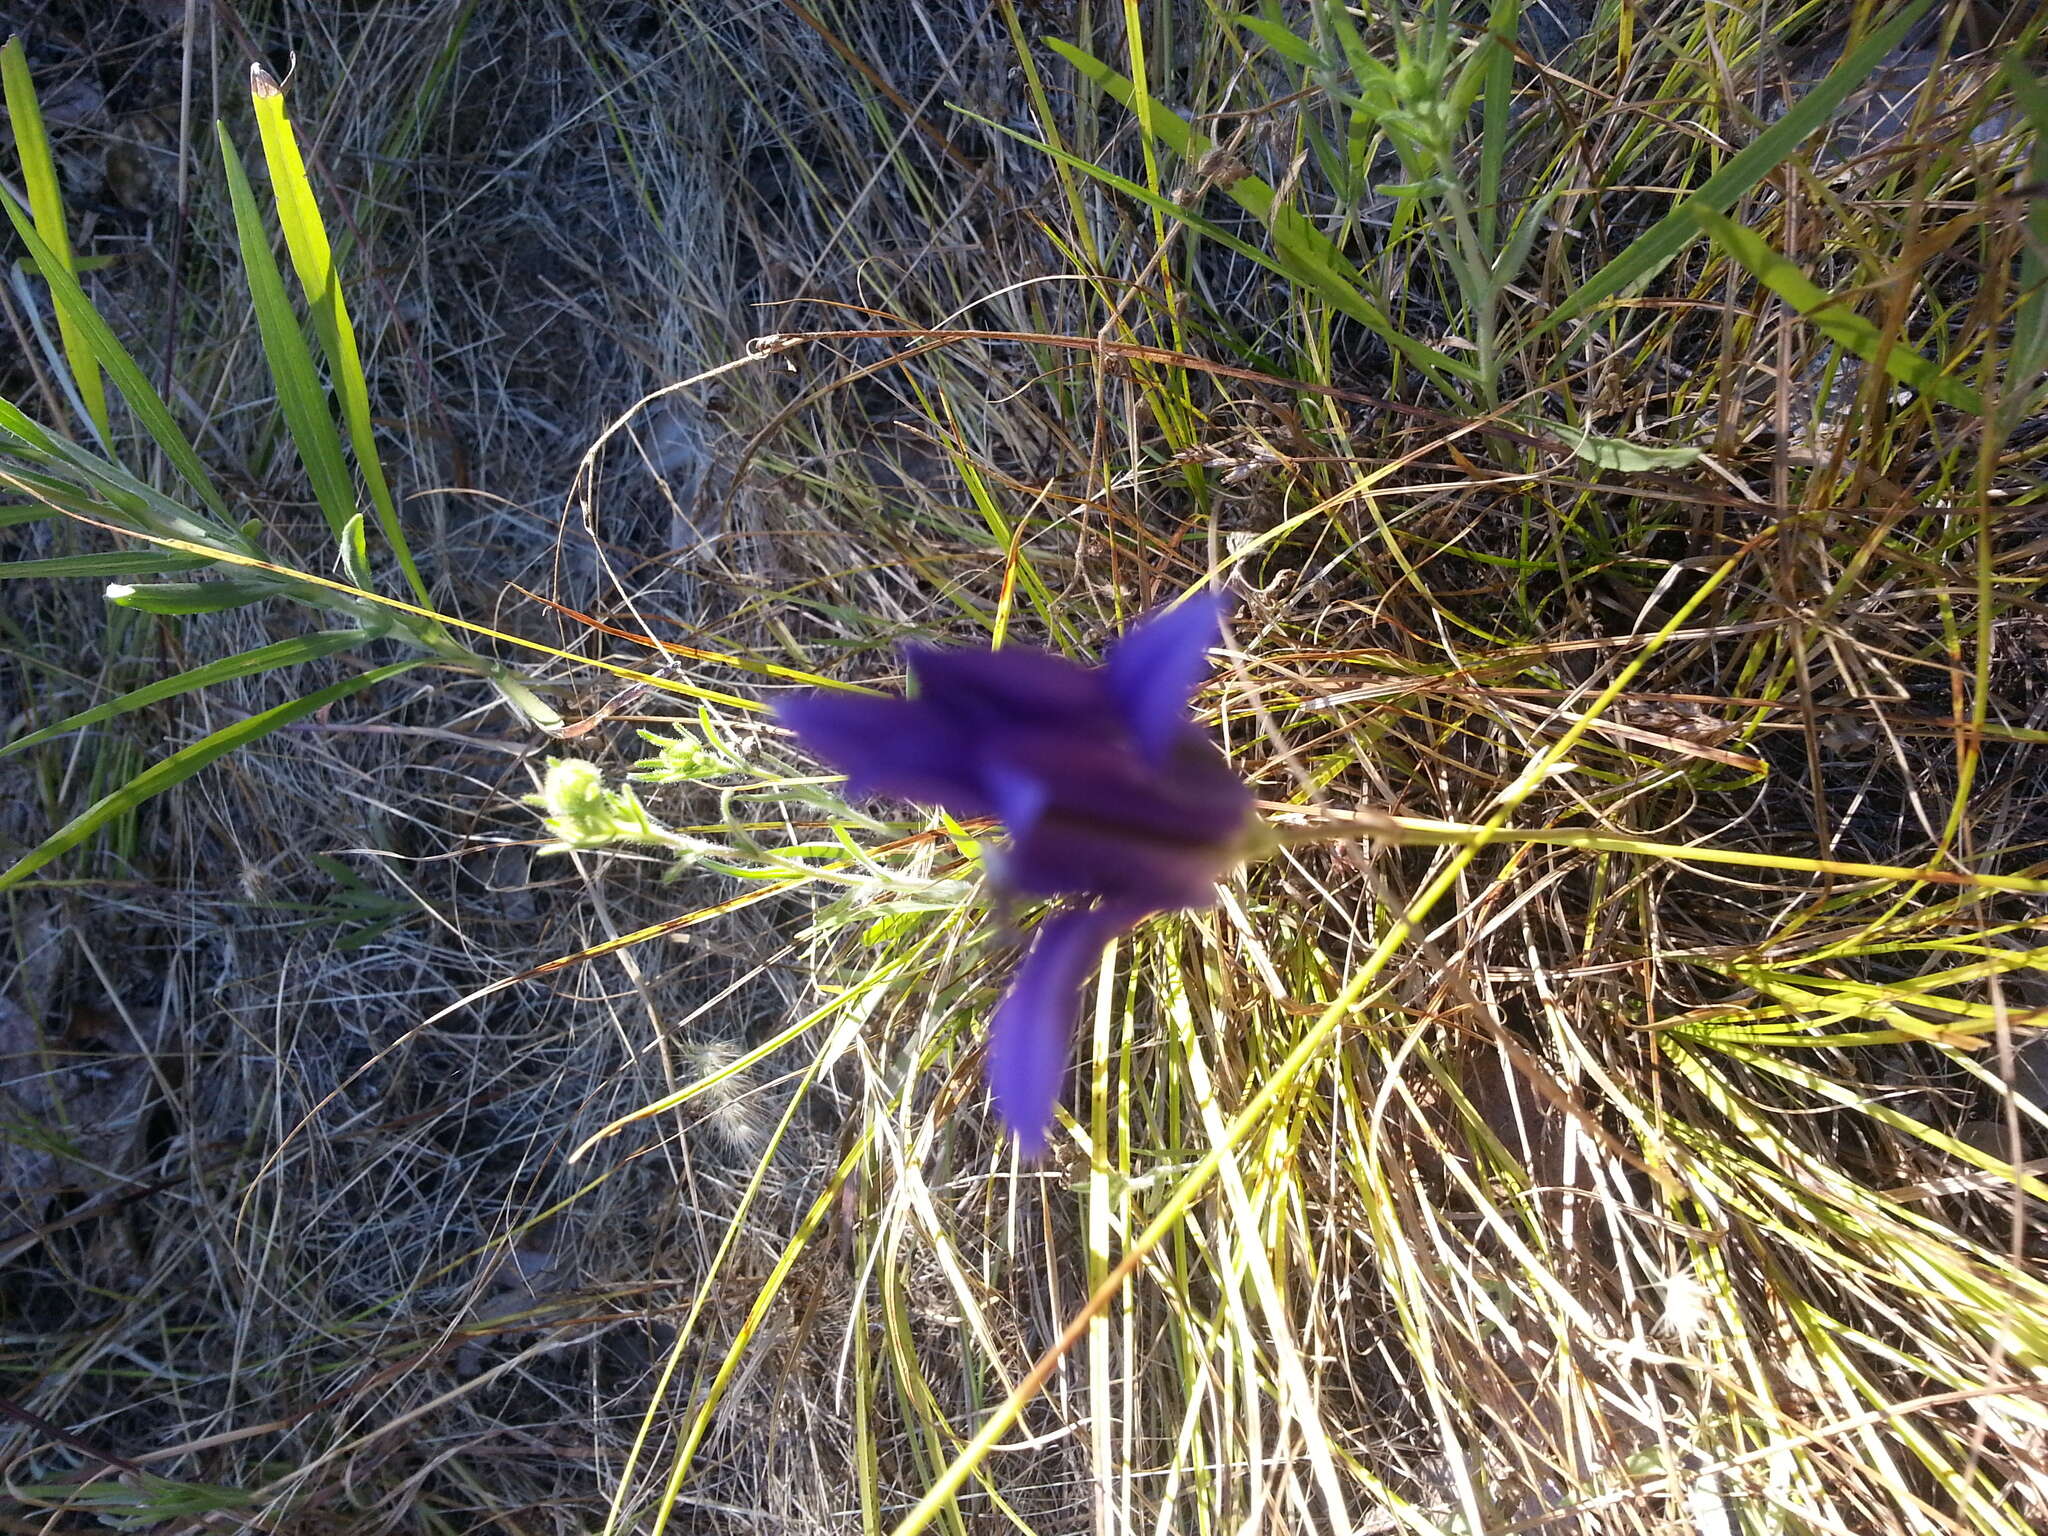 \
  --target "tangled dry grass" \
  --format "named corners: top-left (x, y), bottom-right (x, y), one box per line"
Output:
top-left (4, 1), bottom-right (2048, 1533)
